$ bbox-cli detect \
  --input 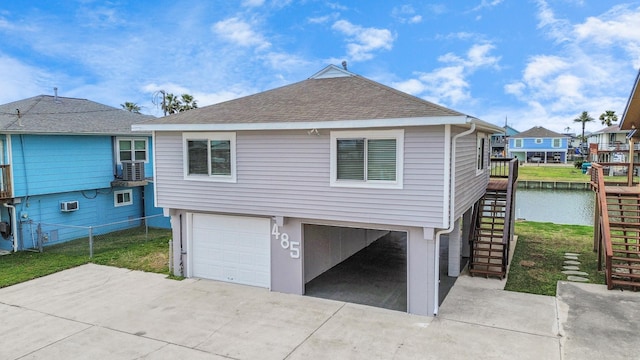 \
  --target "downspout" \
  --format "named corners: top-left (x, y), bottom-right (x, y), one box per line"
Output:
top-left (3, 203), bottom-right (18, 252)
top-left (433, 121), bottom-right (476, 315)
